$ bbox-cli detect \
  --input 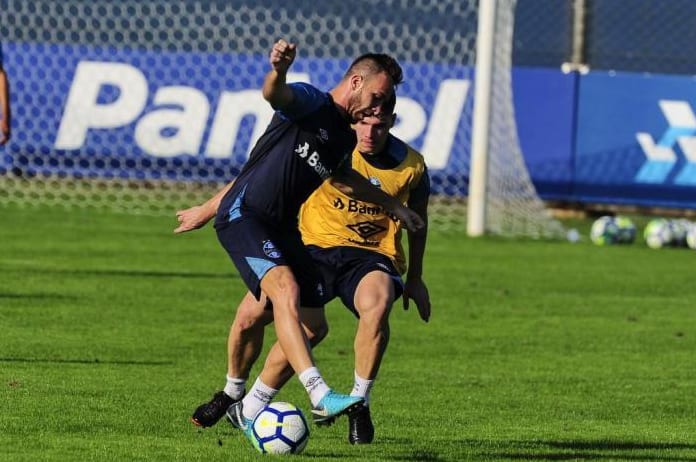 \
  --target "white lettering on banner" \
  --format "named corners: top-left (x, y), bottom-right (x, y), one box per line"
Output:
top-left (55, 61), bottom-right (148, 149)
top-left (421, 79), bottom-right (470, 169)
top-left (390, 79), bottom-right (471, 169)
top-left (207, 90), bottom-right (273, 158)
top-left (391, 98), bottom-right (427, 147)
top-left (54, 62), bottom-right (470, 169)
top-left (134, 86), bottom-right (209, 157)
